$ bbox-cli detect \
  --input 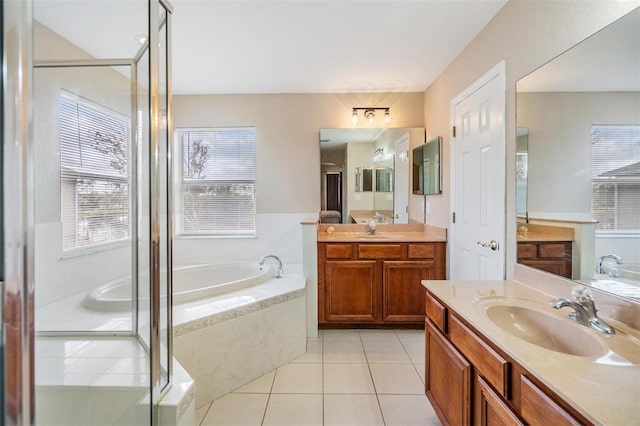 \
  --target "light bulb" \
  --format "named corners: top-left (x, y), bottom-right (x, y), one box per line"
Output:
top-left (384, 109), bottom-right (391, 123)
top-left (365, 110), bottom-right (375, 124)
top-left (351, 110), bottom-right (358, 123)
